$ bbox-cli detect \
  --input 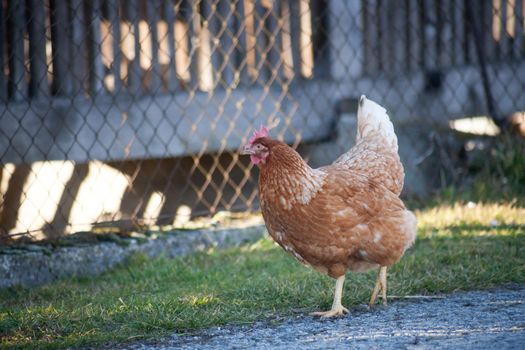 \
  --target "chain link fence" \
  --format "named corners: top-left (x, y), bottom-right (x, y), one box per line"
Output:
top-left (1, 0), bottom-right (524, 242)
